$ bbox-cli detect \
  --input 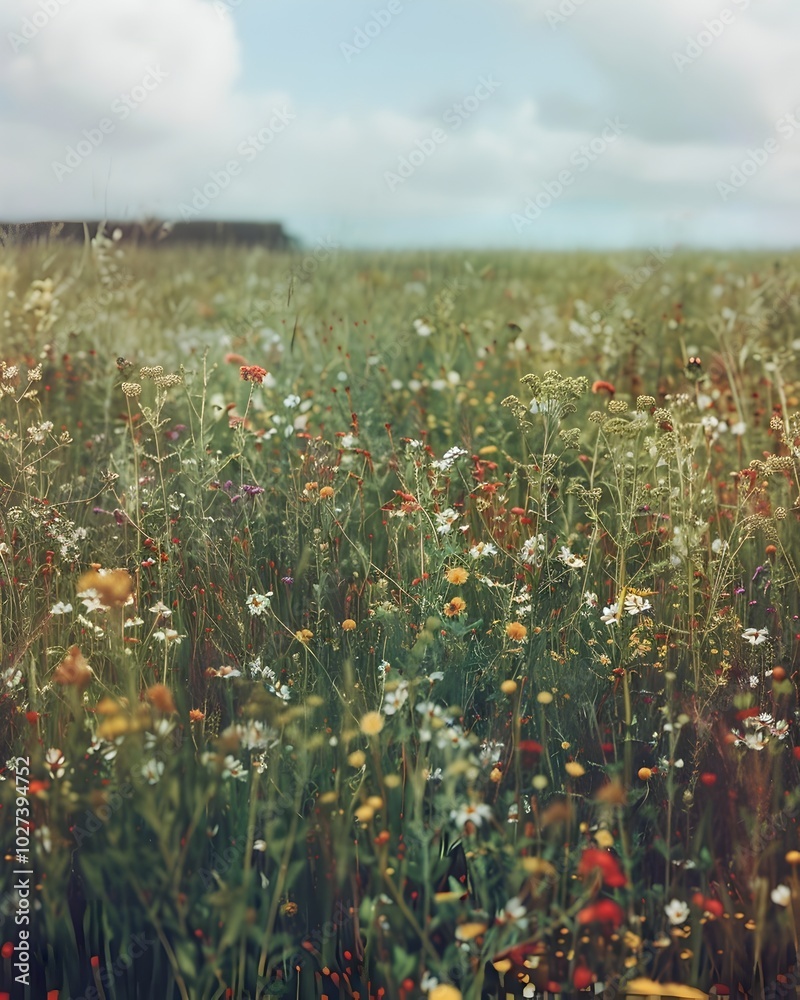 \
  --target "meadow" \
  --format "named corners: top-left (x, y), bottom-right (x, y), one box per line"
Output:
top-left (1, 229), bottom-right (800, 998)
